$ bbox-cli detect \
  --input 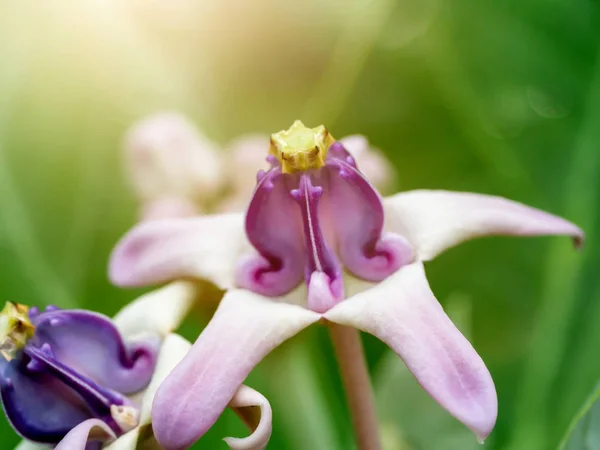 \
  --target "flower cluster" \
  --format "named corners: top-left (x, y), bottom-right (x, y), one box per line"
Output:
top-left (1, 117), bottom-right (583, 450)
